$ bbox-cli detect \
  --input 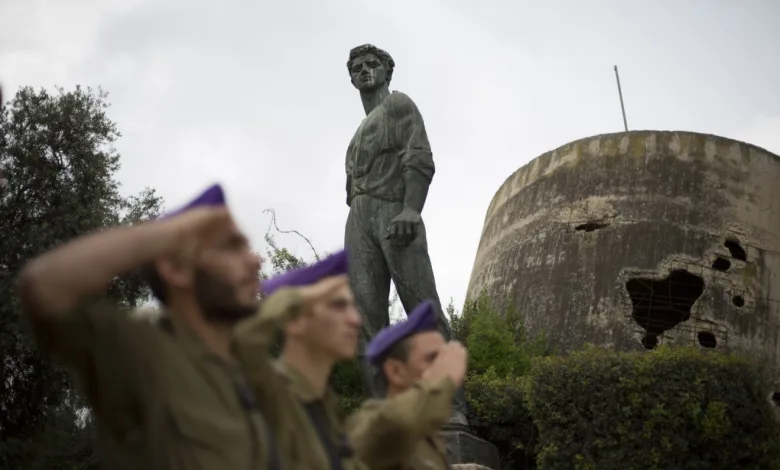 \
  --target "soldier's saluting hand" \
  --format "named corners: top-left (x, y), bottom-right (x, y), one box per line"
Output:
top-left (422, 340), bottom-right (468, 388)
